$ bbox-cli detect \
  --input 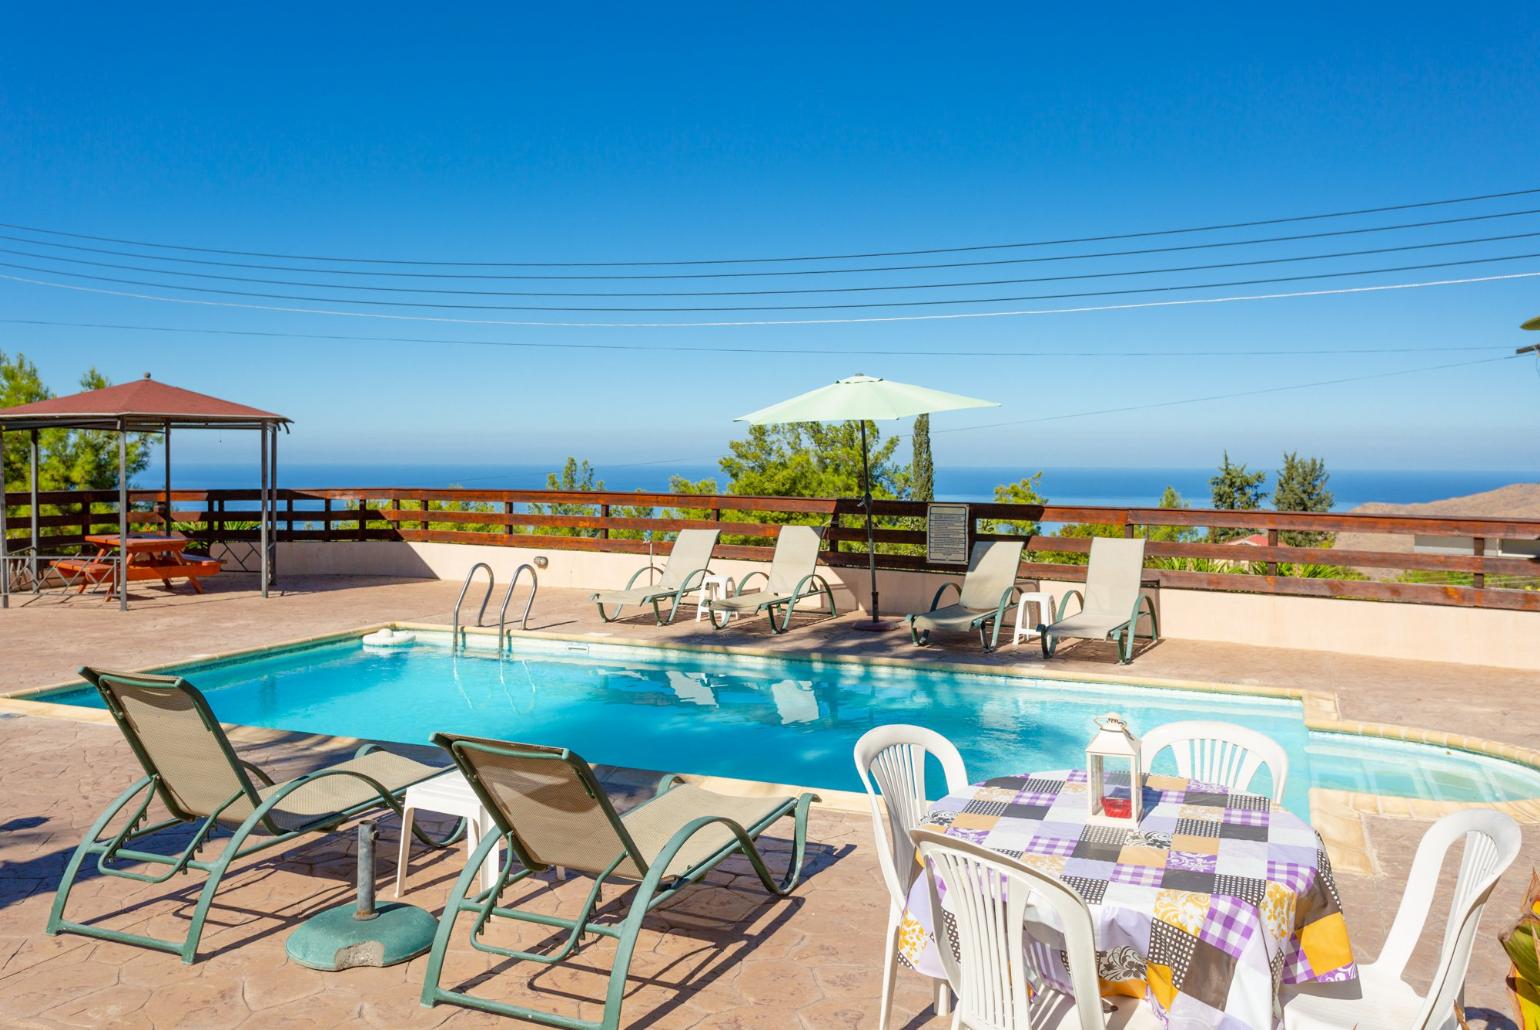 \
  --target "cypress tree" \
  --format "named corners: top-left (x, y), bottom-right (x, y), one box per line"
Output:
top-left (911, 413), bottom-right (934, 502)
